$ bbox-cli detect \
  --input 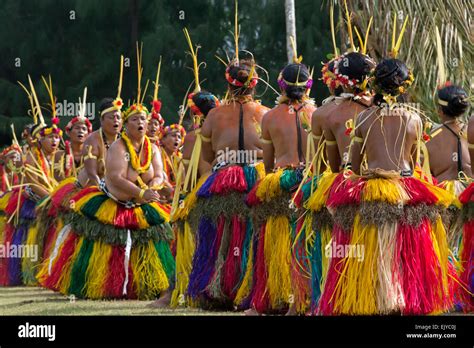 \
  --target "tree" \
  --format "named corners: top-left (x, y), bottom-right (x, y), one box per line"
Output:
top-left (285, 0), bottom-right (296, 63)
